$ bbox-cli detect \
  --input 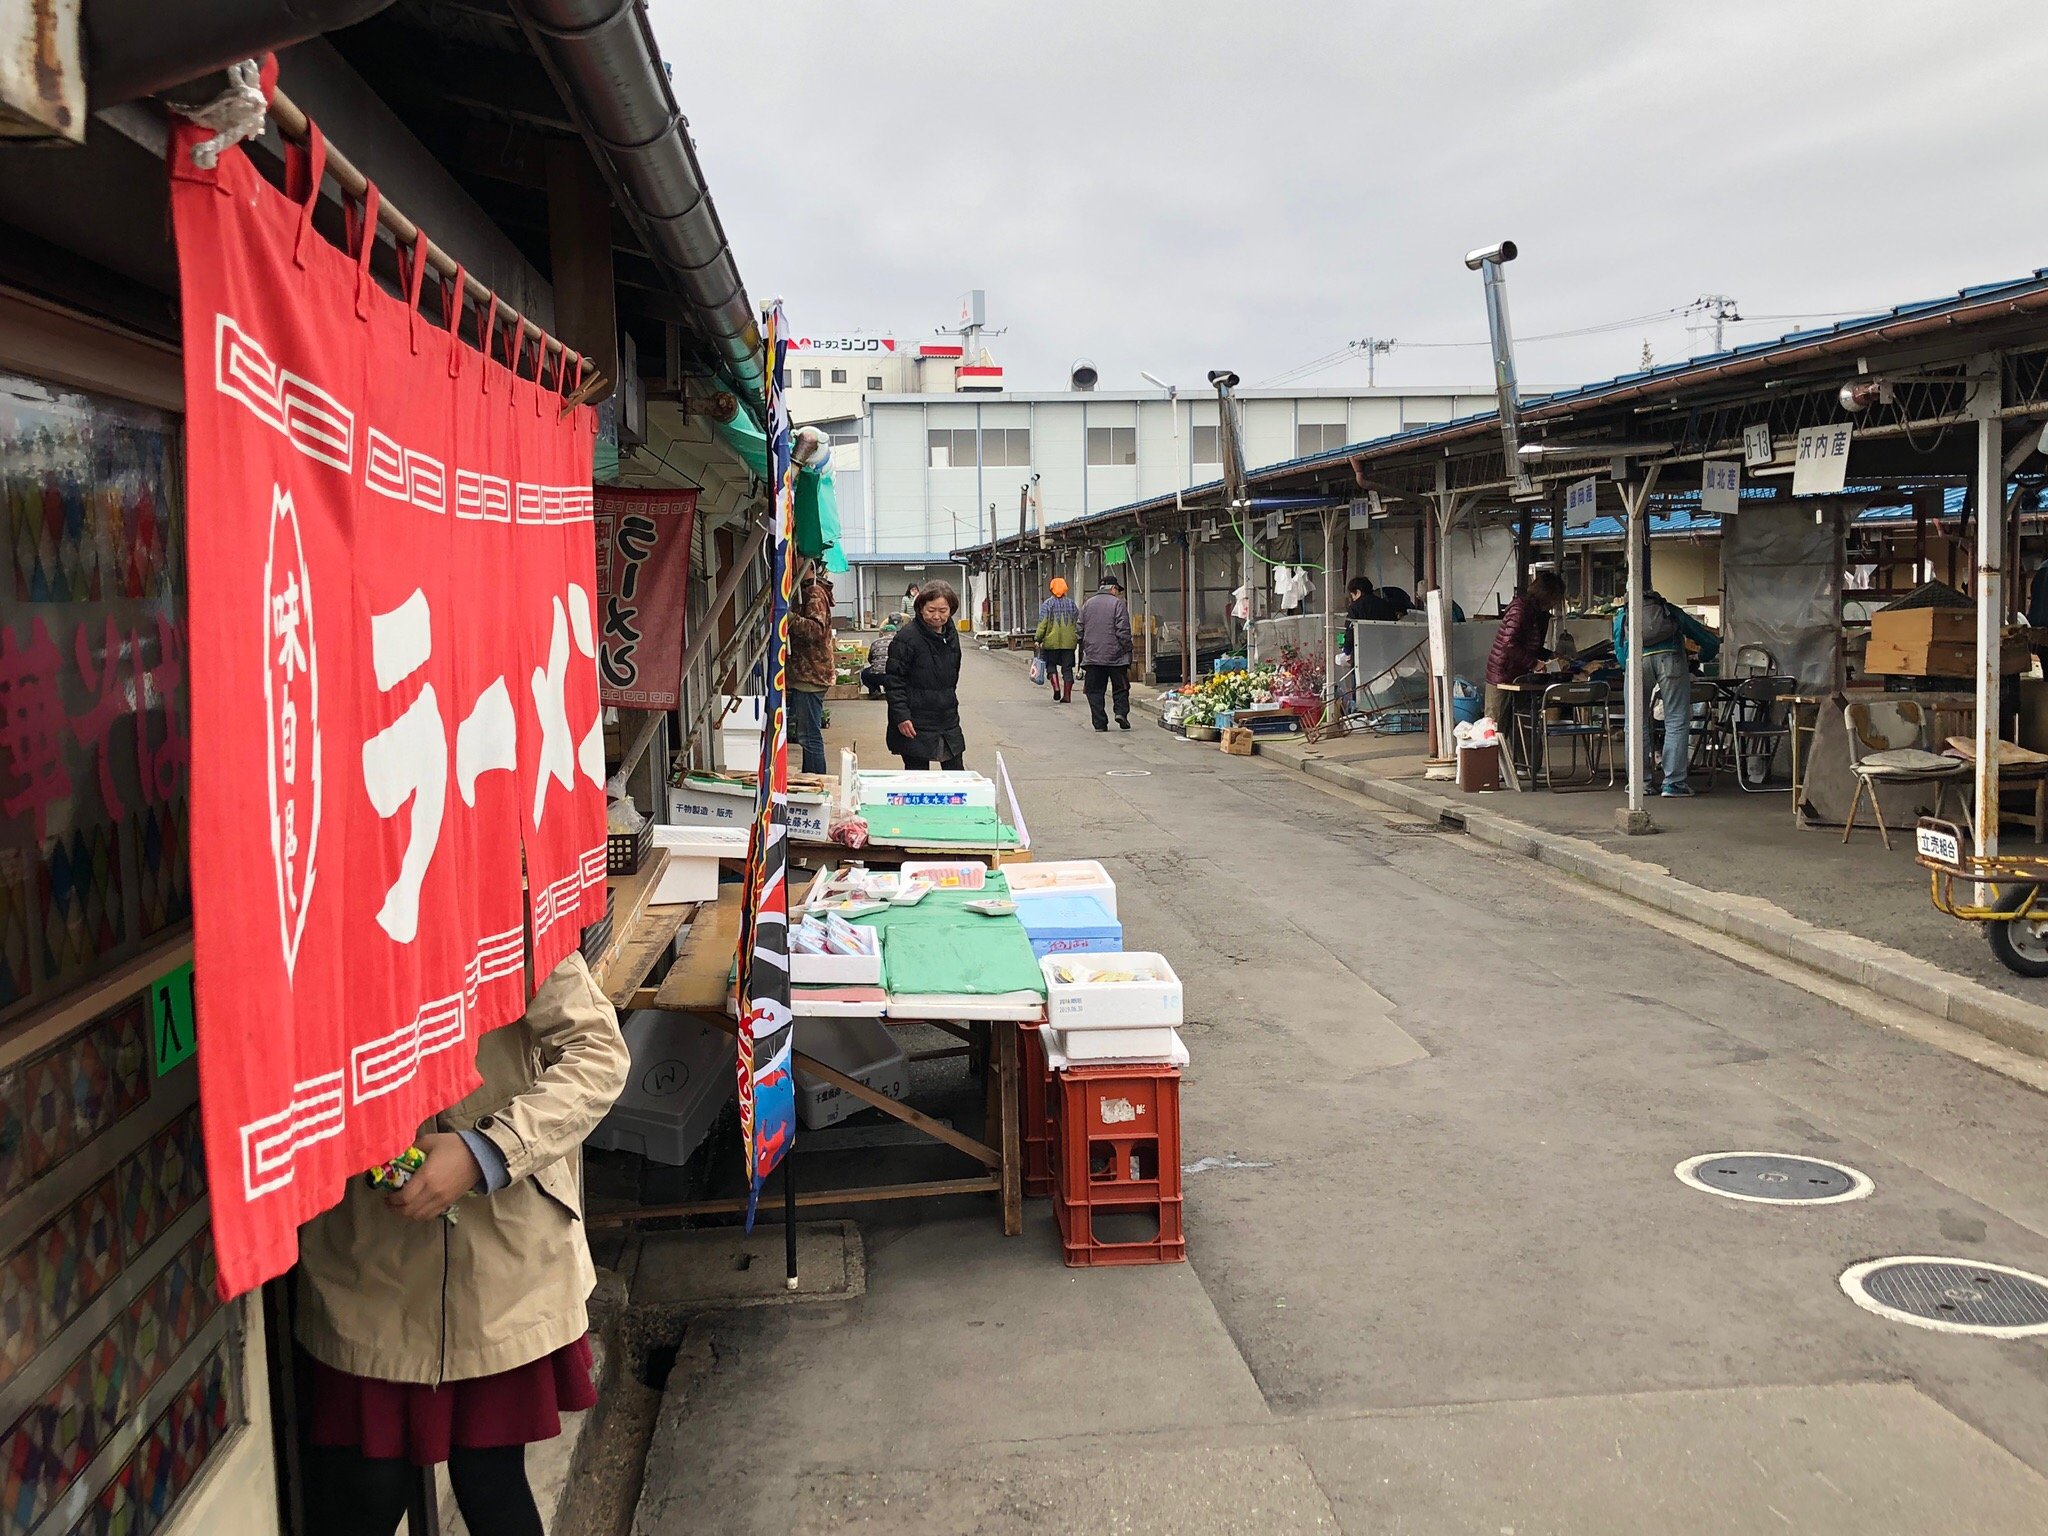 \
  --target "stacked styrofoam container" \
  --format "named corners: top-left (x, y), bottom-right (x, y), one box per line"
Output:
top-left (794, 1016), bottom-right (910, 1130)
top-left (1007, 859), bottom-right (1118, 918)
top-left (1039, 951), bottom-right (1183, 1064)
